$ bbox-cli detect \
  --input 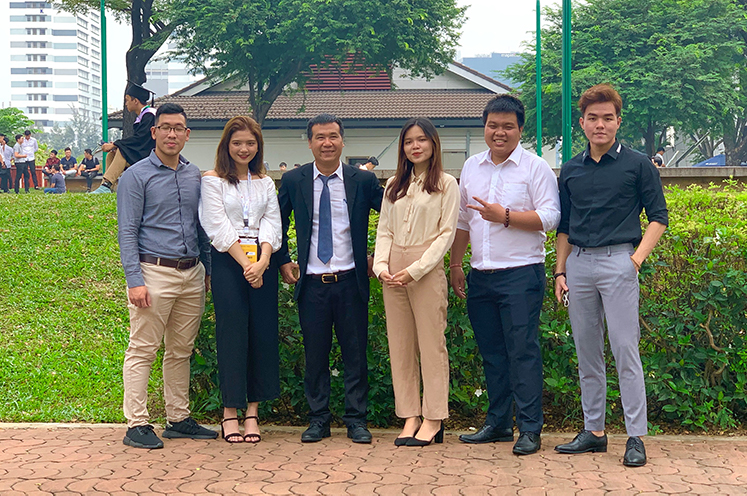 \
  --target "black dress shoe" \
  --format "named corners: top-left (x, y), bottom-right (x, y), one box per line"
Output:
top-left (301, 421), bottom-right (331, 443)
top-left (623, 436), bottom-right (647, 467)
top-left (554, 430), bottom-right (608, 454)
top-left (459, 424), bottom-right (514, 444)
top-left (512, 432), bottom-right (541, 455)
top-left (347, 423), bottom-right (372, 444)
